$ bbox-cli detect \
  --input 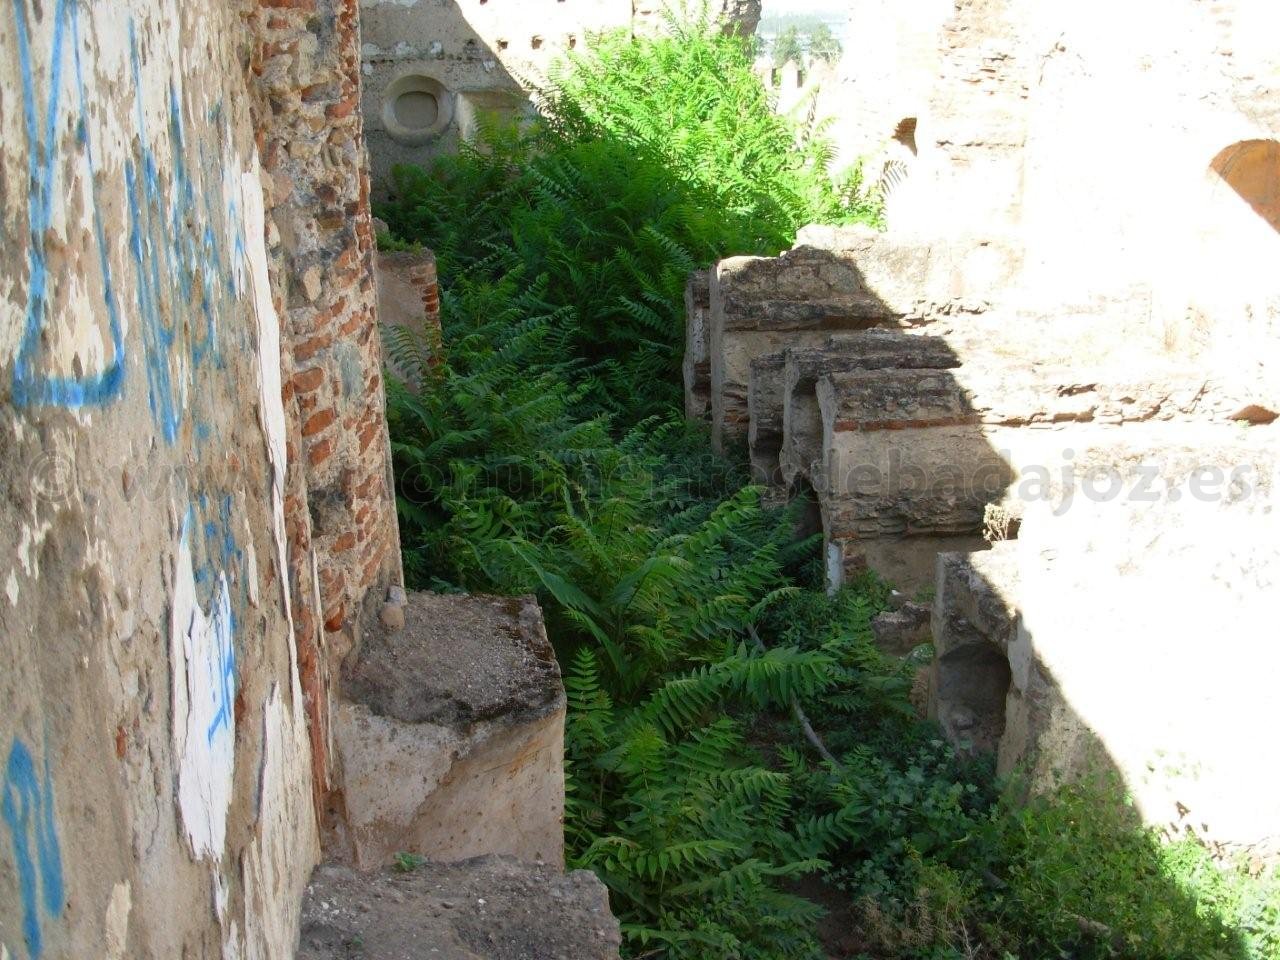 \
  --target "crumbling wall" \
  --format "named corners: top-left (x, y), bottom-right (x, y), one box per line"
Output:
top-left (885, 0), bottom-right (1280, 394)
top-left (359, 0), bottom-right (761, 190)
top-left (691, 0), bottom-right (1280, 859)
top-left (0, 0), bottom-right (398, 956)
top-left (255, 0), bottom-right (403, 812)
top-left (806, 0), bottom-right (952, 197)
